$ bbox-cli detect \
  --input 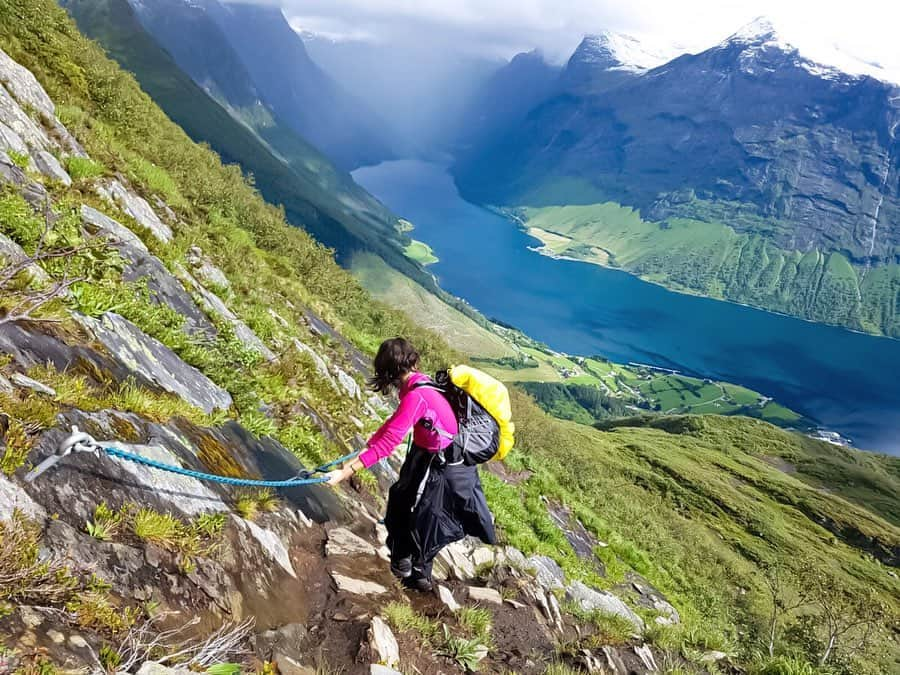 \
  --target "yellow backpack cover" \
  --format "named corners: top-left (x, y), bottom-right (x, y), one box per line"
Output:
top-left (448, 364), bottom-right (515, 460)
